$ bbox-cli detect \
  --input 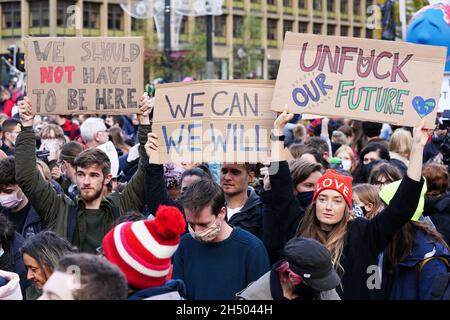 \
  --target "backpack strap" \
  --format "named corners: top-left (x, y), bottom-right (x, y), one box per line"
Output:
top-left (417, 256), bottom-right (450, 273)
